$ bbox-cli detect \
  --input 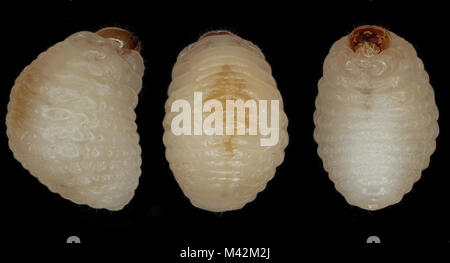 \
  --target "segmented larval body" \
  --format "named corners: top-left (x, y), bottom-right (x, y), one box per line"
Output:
top-left (163, 31), bottom-right (289, 212)
top-left (314, 26), bottom-right (439, 210)
top-left (6, 28), bottom-right (145, 210)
